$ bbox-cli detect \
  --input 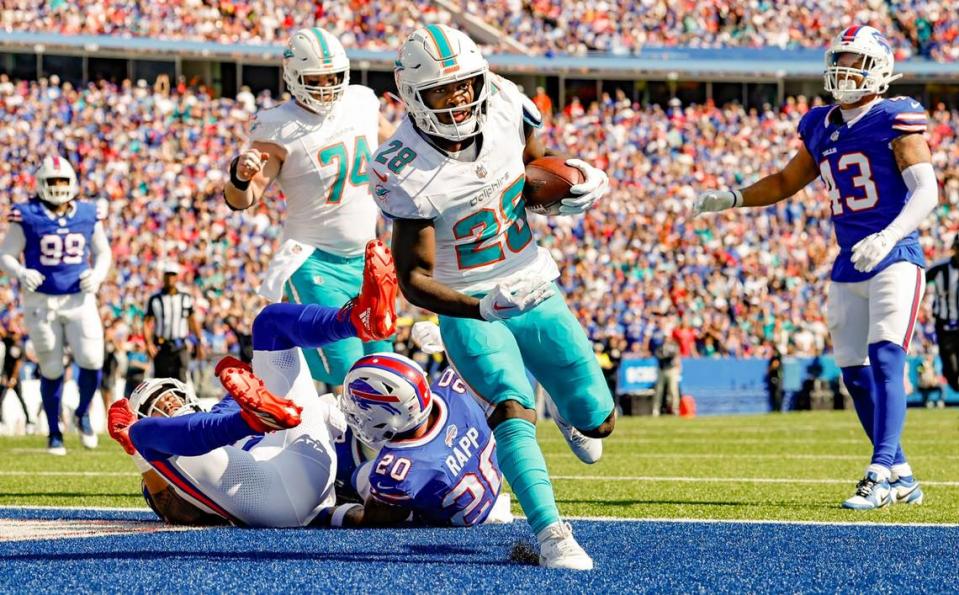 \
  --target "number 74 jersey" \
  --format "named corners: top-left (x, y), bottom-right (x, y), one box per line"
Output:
top-left (371, 77), bottom-right (558, 294)
top-left (798, 96), bottom-right (928, 282)
top-left (367, 369), bottom-right (503, 527)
